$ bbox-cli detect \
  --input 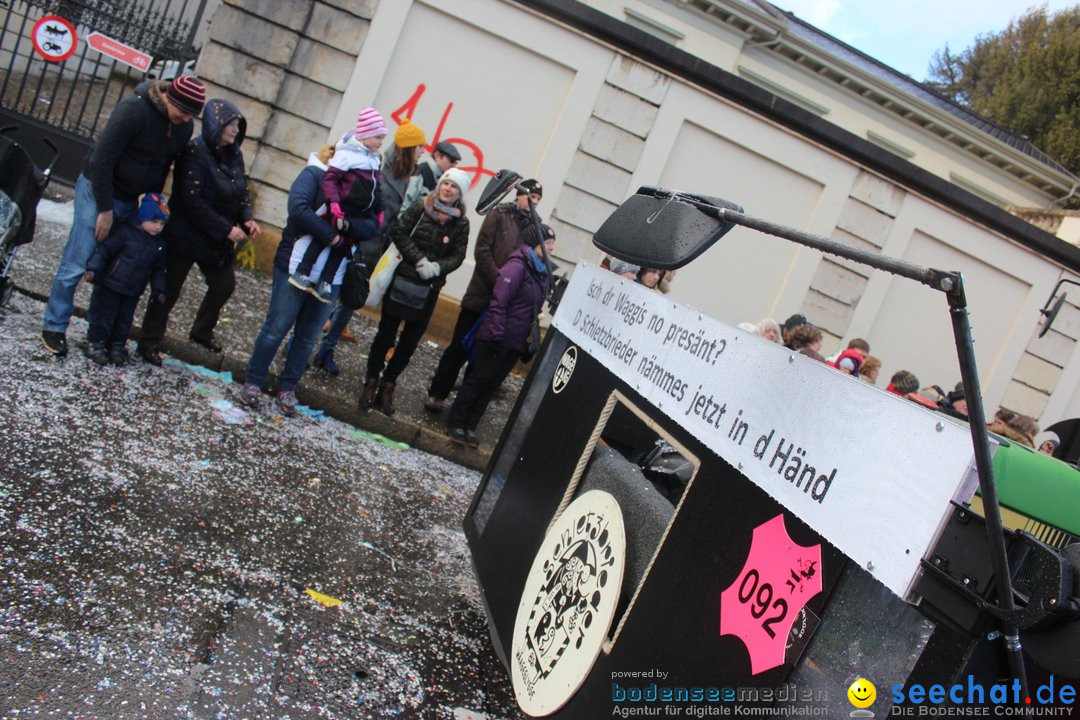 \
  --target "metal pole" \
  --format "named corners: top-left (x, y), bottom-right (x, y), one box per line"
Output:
top-left (945, 277), bottom-right (1029, 699)
top-left (717, 207), bottom-right (942, 289)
